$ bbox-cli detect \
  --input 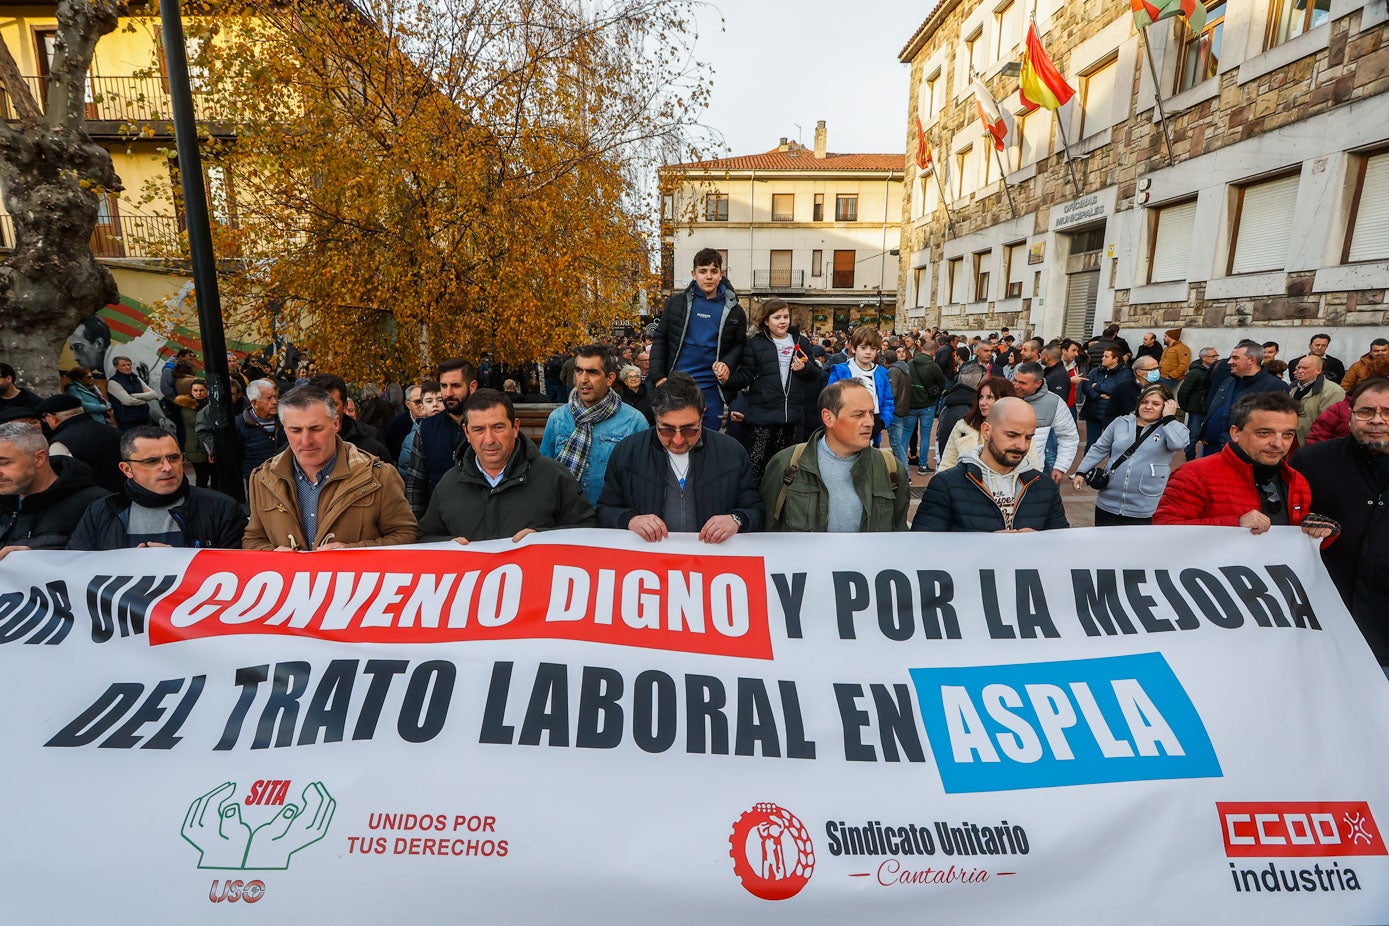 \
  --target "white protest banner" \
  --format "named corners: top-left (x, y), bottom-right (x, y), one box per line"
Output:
top-left (1, 526), bottom-right (1387, 924)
